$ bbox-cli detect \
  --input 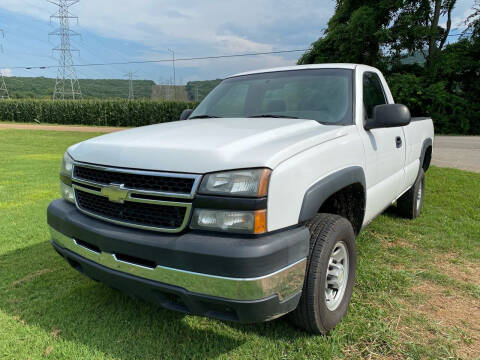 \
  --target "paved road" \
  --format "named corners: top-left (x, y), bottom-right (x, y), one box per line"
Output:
top-left (1, 123), bottom-right (478, 173)
top-left (432, 136), bottom-right (480, 173)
